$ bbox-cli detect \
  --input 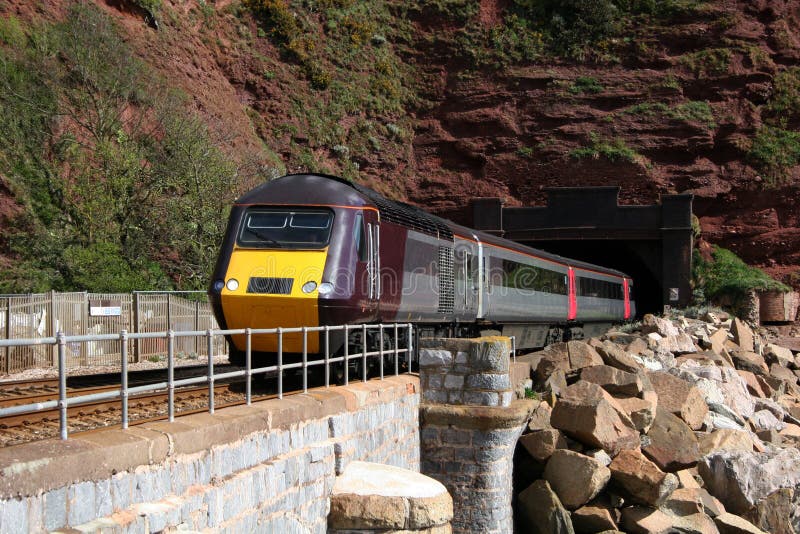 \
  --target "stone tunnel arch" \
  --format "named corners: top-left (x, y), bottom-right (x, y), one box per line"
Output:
top-left (470, 187), bottom-right (693, 316)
